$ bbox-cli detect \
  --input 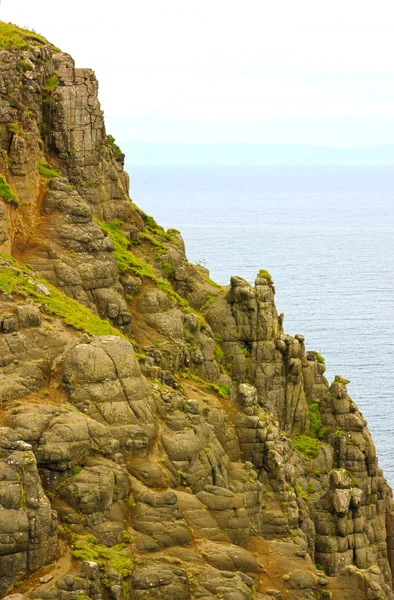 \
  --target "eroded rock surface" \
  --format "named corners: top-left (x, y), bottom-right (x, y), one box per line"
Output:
top-left (0, 22), bottom-right (393, 600)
